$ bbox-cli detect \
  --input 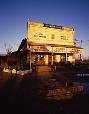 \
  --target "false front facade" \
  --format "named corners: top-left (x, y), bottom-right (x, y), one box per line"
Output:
top-left (18, 19), bottom-right (83, 66)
